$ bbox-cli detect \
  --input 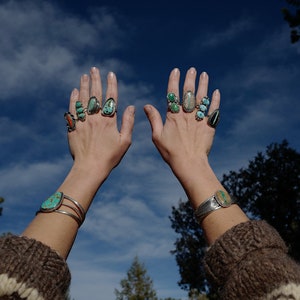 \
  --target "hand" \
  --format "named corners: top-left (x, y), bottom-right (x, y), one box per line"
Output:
top-left (144, 67), bottom-right (220, 181)
top-left (67, 67), bottom-right (135, 177)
